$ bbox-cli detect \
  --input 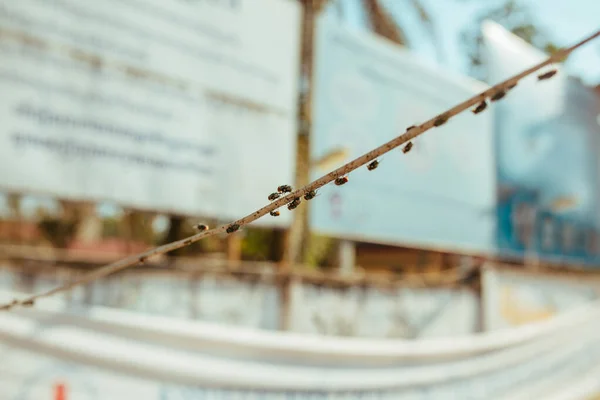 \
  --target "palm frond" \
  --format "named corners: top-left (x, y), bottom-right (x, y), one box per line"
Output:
top-left (361, 0), bottom-right (408, 45)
